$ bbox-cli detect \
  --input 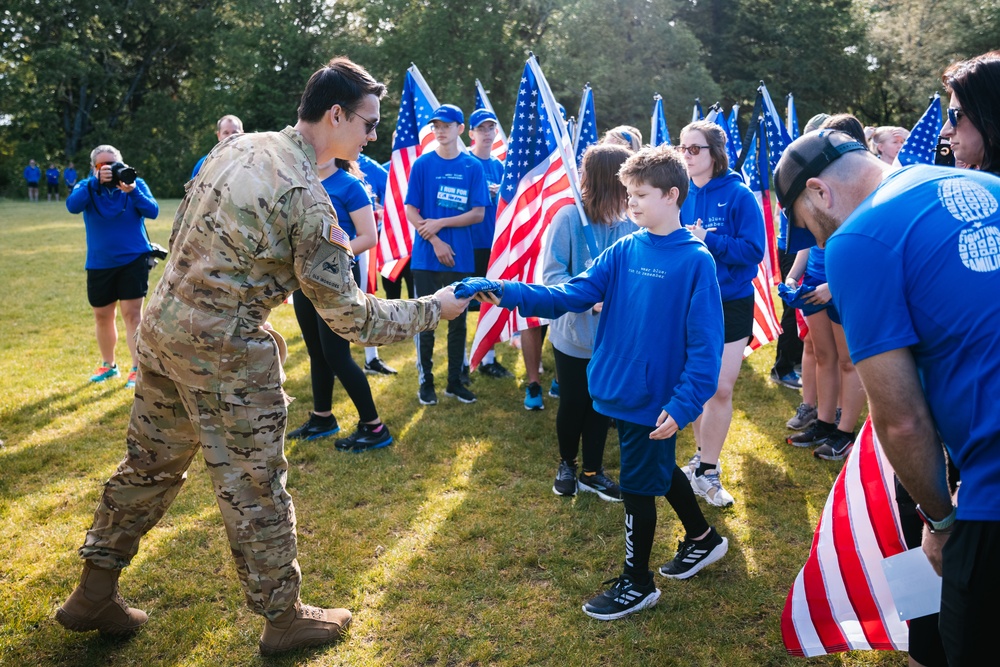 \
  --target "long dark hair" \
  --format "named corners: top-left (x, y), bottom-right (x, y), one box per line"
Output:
top-left (580, 144), bottom-right (631, 224)
top-left (943, 50), bottom-right (1000, 173)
